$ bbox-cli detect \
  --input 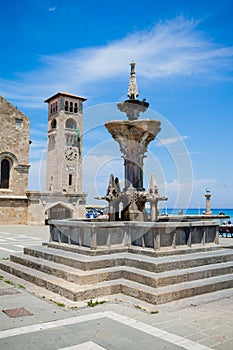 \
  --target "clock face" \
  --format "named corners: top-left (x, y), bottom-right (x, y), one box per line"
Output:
top-left (65, 147), bottom-right (78, 161)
